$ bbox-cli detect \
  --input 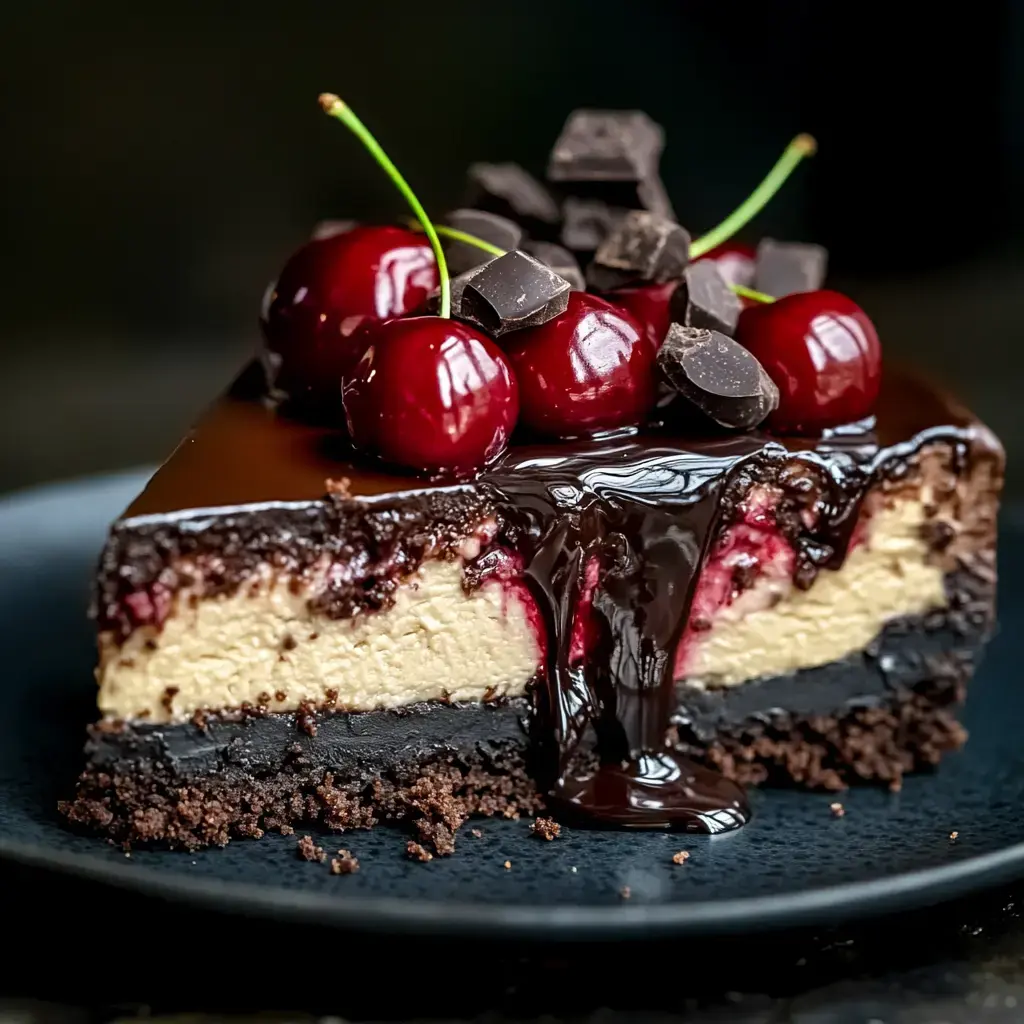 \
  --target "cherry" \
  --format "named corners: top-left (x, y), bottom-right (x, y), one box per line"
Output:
top-left (319, 93), bottom-right (519, 473)
top-left (605, 280), bottom-right (678, 349)
top-left (694, 240), bottom-right (757, 289)
top-left (260, 225), bottom-right (437, 419)
top-left (735, 289), bottom-right (881, 434)
top-left (343, 316), bottom-right (518, 474)
top-left (503, 292), bottom-right (657, 438)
